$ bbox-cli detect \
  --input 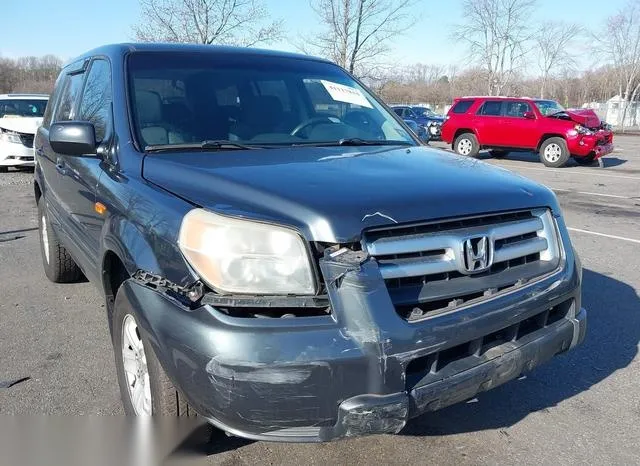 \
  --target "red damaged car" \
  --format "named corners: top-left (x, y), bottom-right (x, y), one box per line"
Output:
top-left (441, 97), bottom-right (614, 167)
